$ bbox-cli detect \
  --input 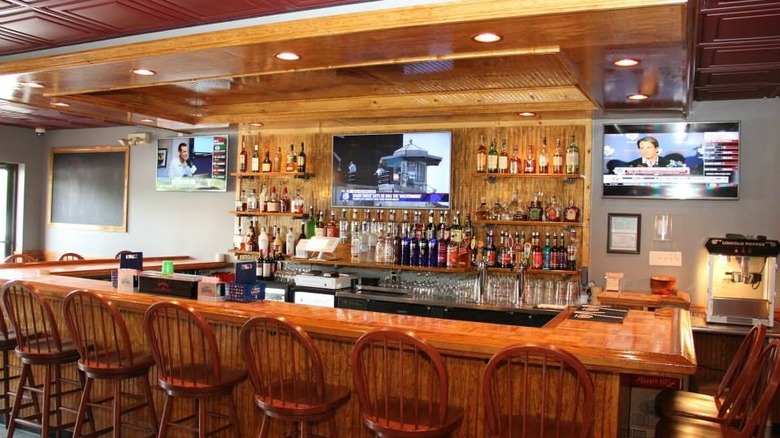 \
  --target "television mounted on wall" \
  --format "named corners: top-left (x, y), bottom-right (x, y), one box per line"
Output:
top-left (602, 122), bottom-right (739, 199)
top-left (331, 132), bottom-right (451, 209)
top-left (156, 135), bottom-right (228, 192)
